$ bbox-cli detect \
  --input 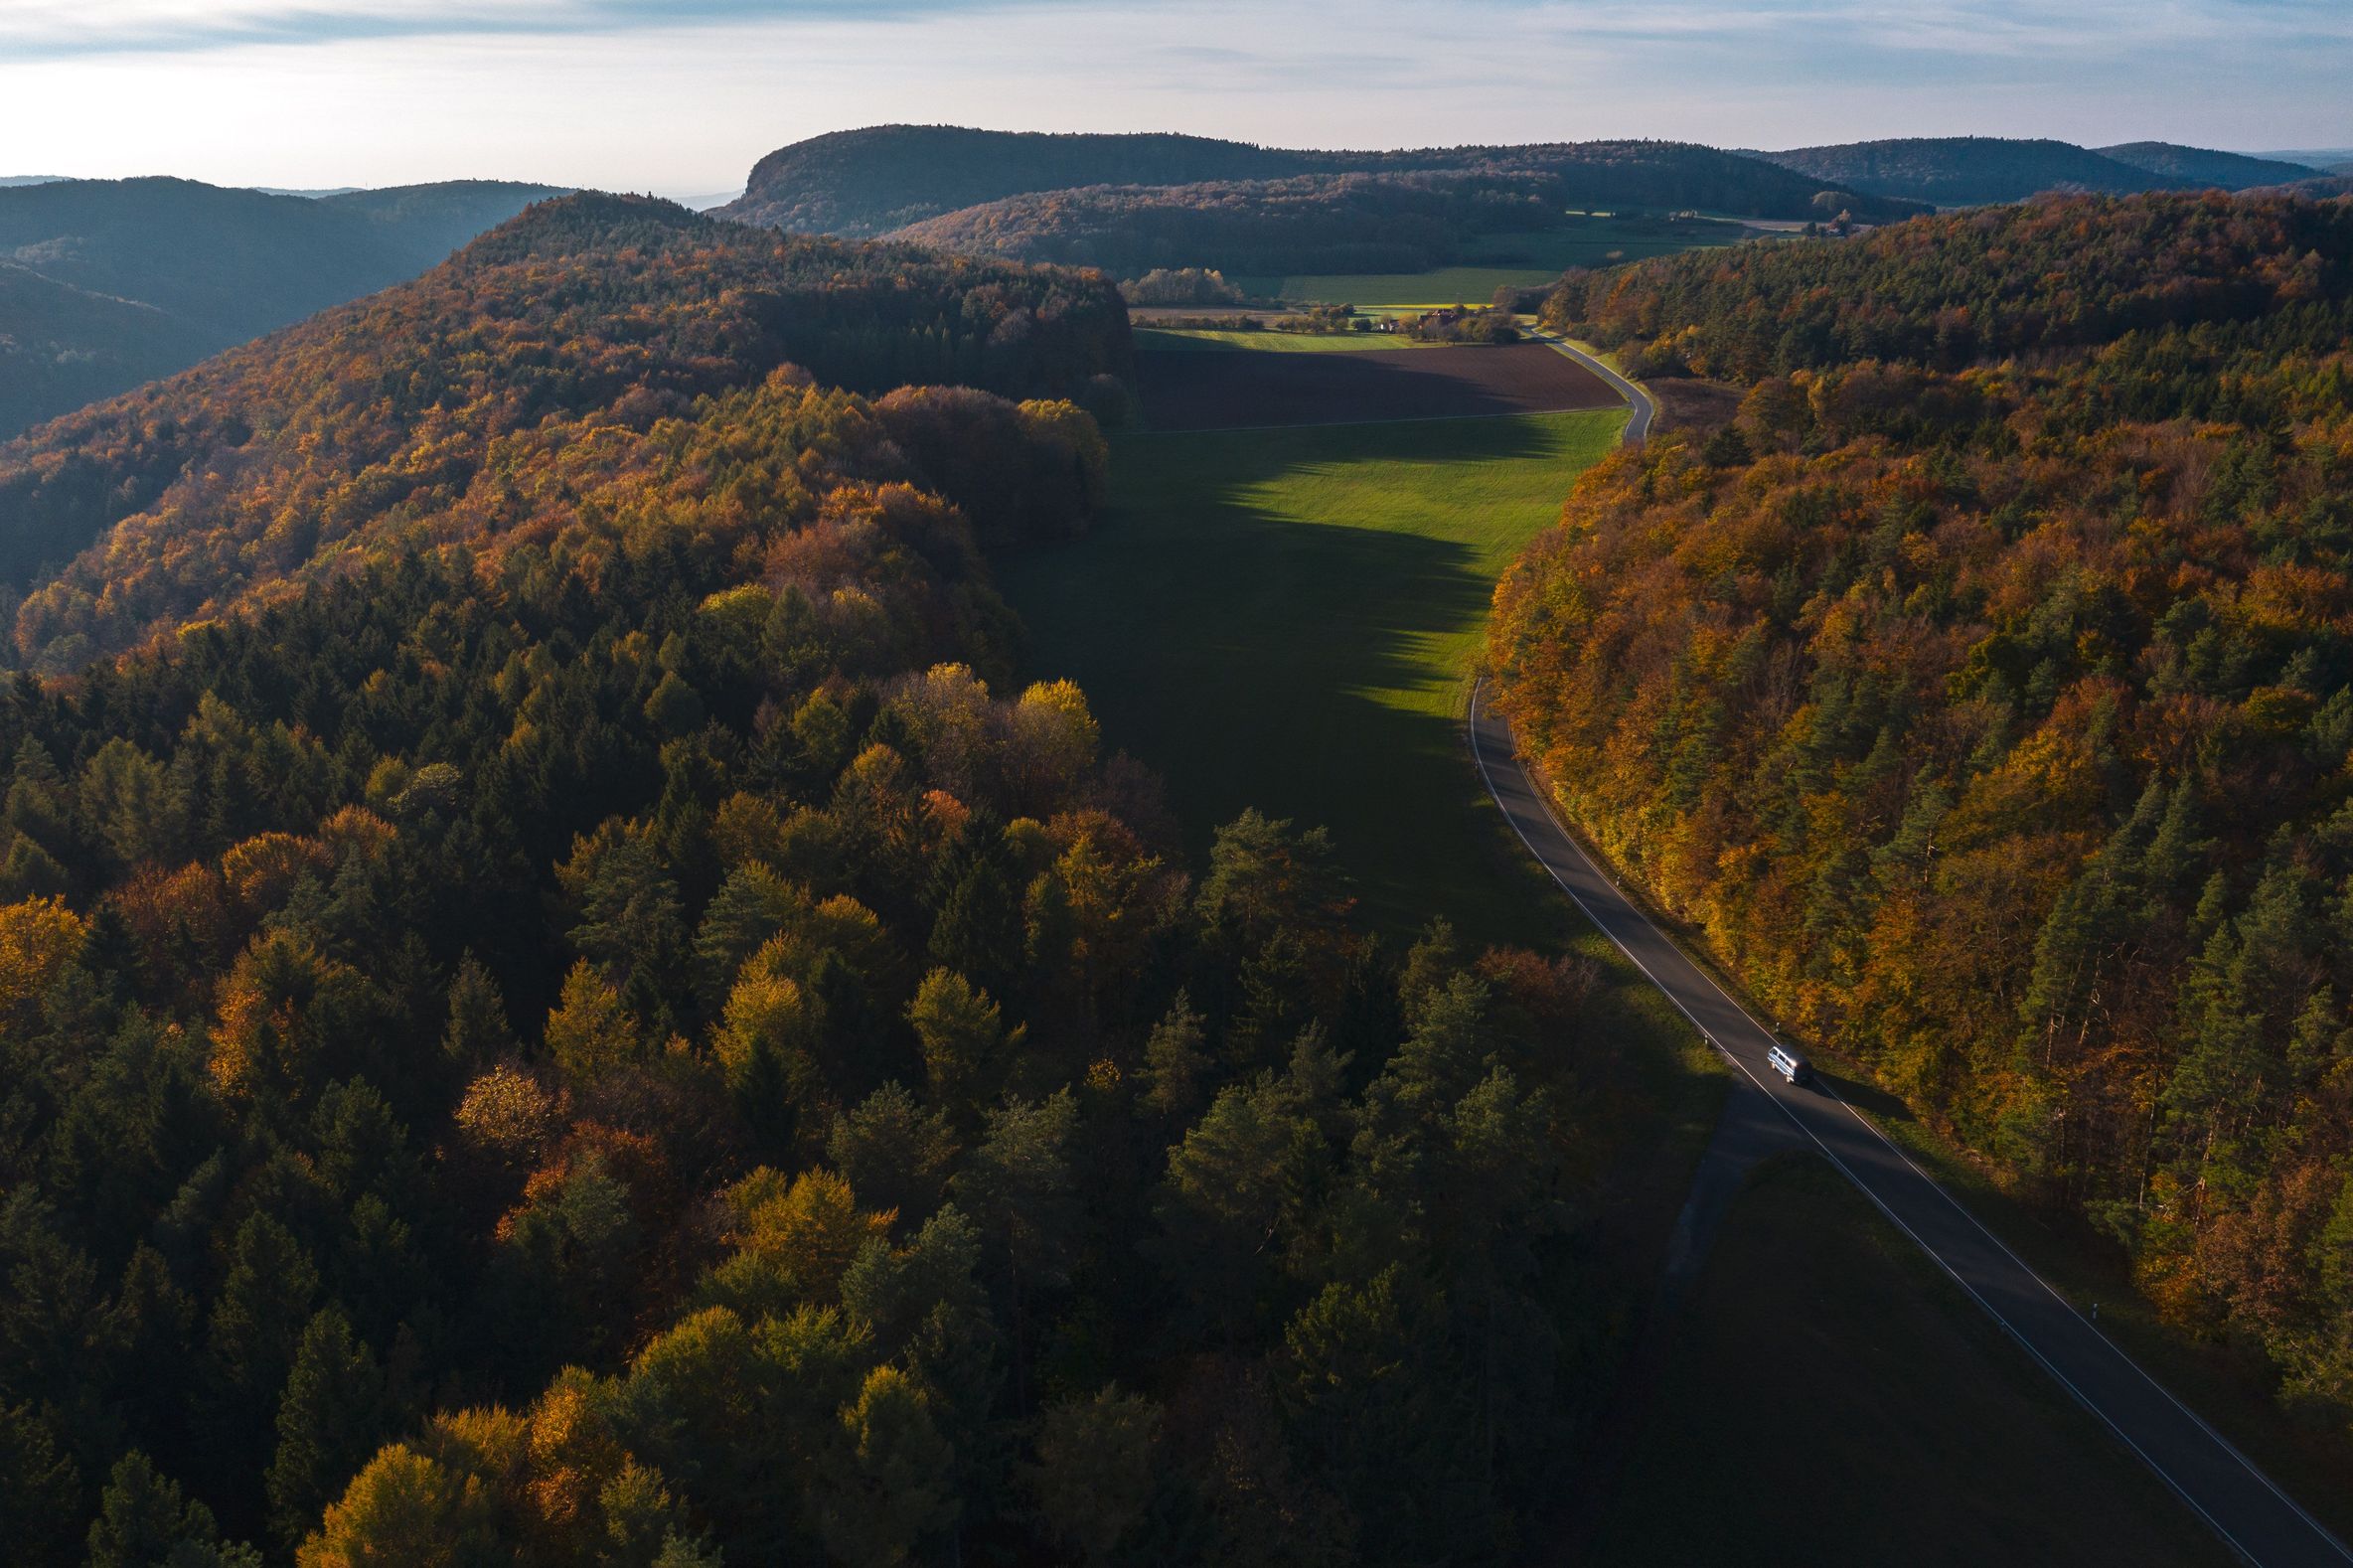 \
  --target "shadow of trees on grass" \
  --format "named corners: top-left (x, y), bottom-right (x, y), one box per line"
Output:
top-left (1000, 413), bottom-right (1596, 947)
